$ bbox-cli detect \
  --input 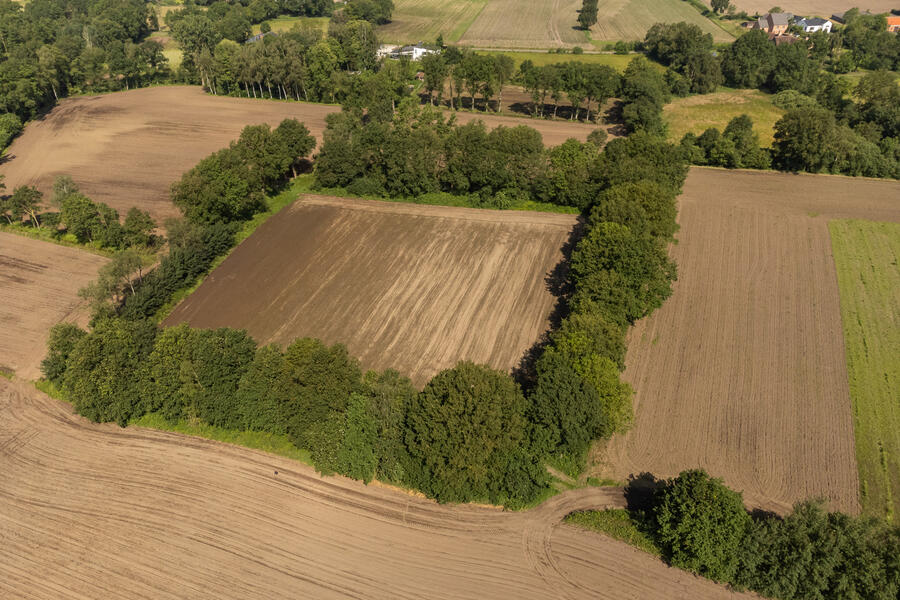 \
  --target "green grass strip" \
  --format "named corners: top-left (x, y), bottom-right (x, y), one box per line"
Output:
top-left (829, 219), bottom-right (900, 521)
top-left (565, 509), bottom-right (661, 556)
